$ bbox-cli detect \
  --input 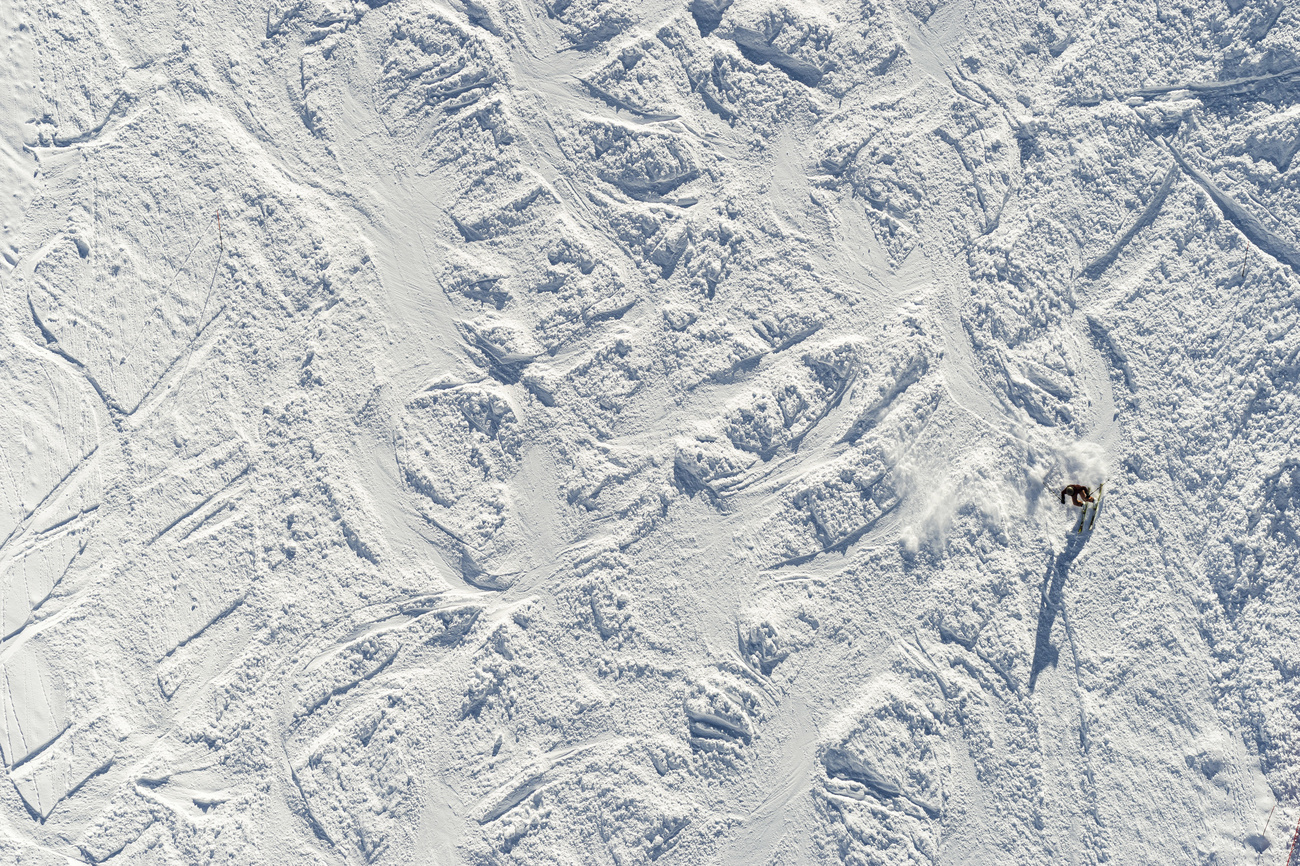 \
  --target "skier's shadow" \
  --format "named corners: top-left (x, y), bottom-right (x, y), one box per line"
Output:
top-left (1028, 531), bottom-right (1091, 691)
